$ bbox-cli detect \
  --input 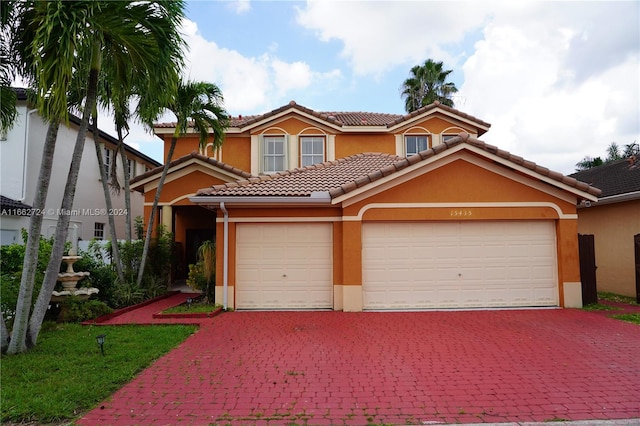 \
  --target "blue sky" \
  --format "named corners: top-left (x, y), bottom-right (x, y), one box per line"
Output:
top-left (120, 0), bottom-right (639, 175)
